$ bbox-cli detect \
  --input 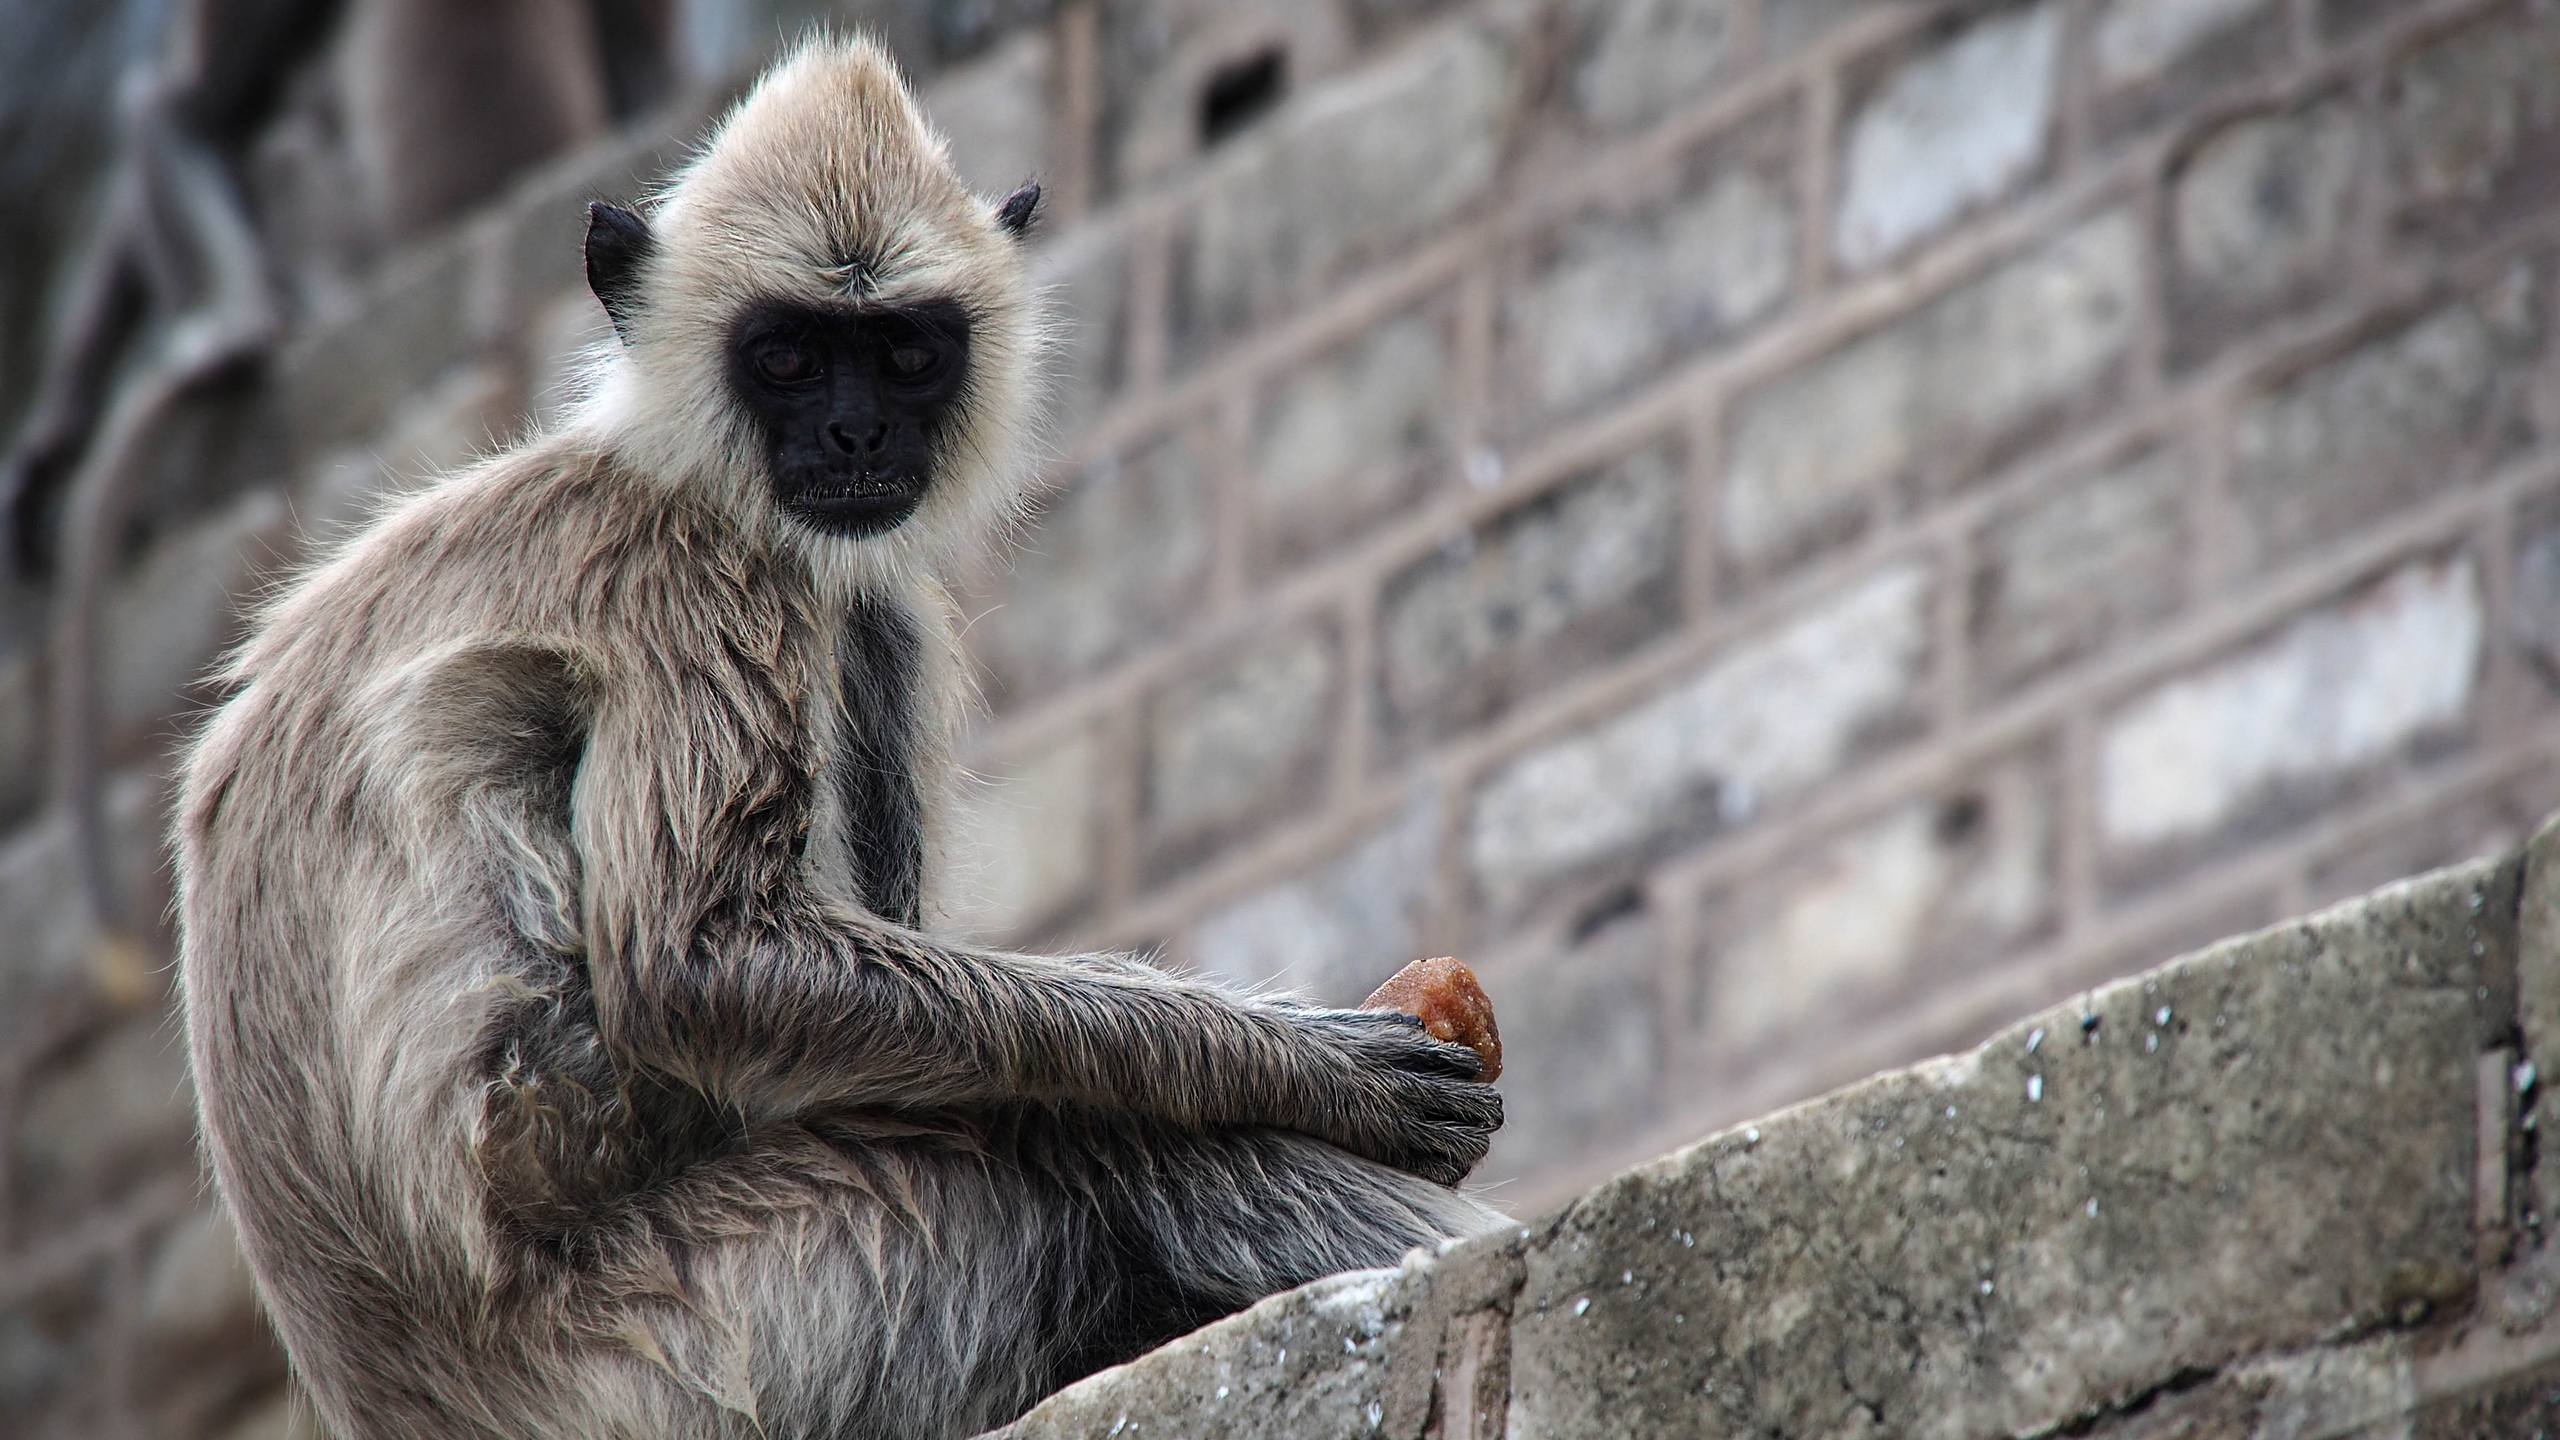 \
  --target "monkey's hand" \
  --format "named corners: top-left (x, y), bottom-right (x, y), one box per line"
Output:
top-left (1273, 1006), bottom-right (1503, 1187)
